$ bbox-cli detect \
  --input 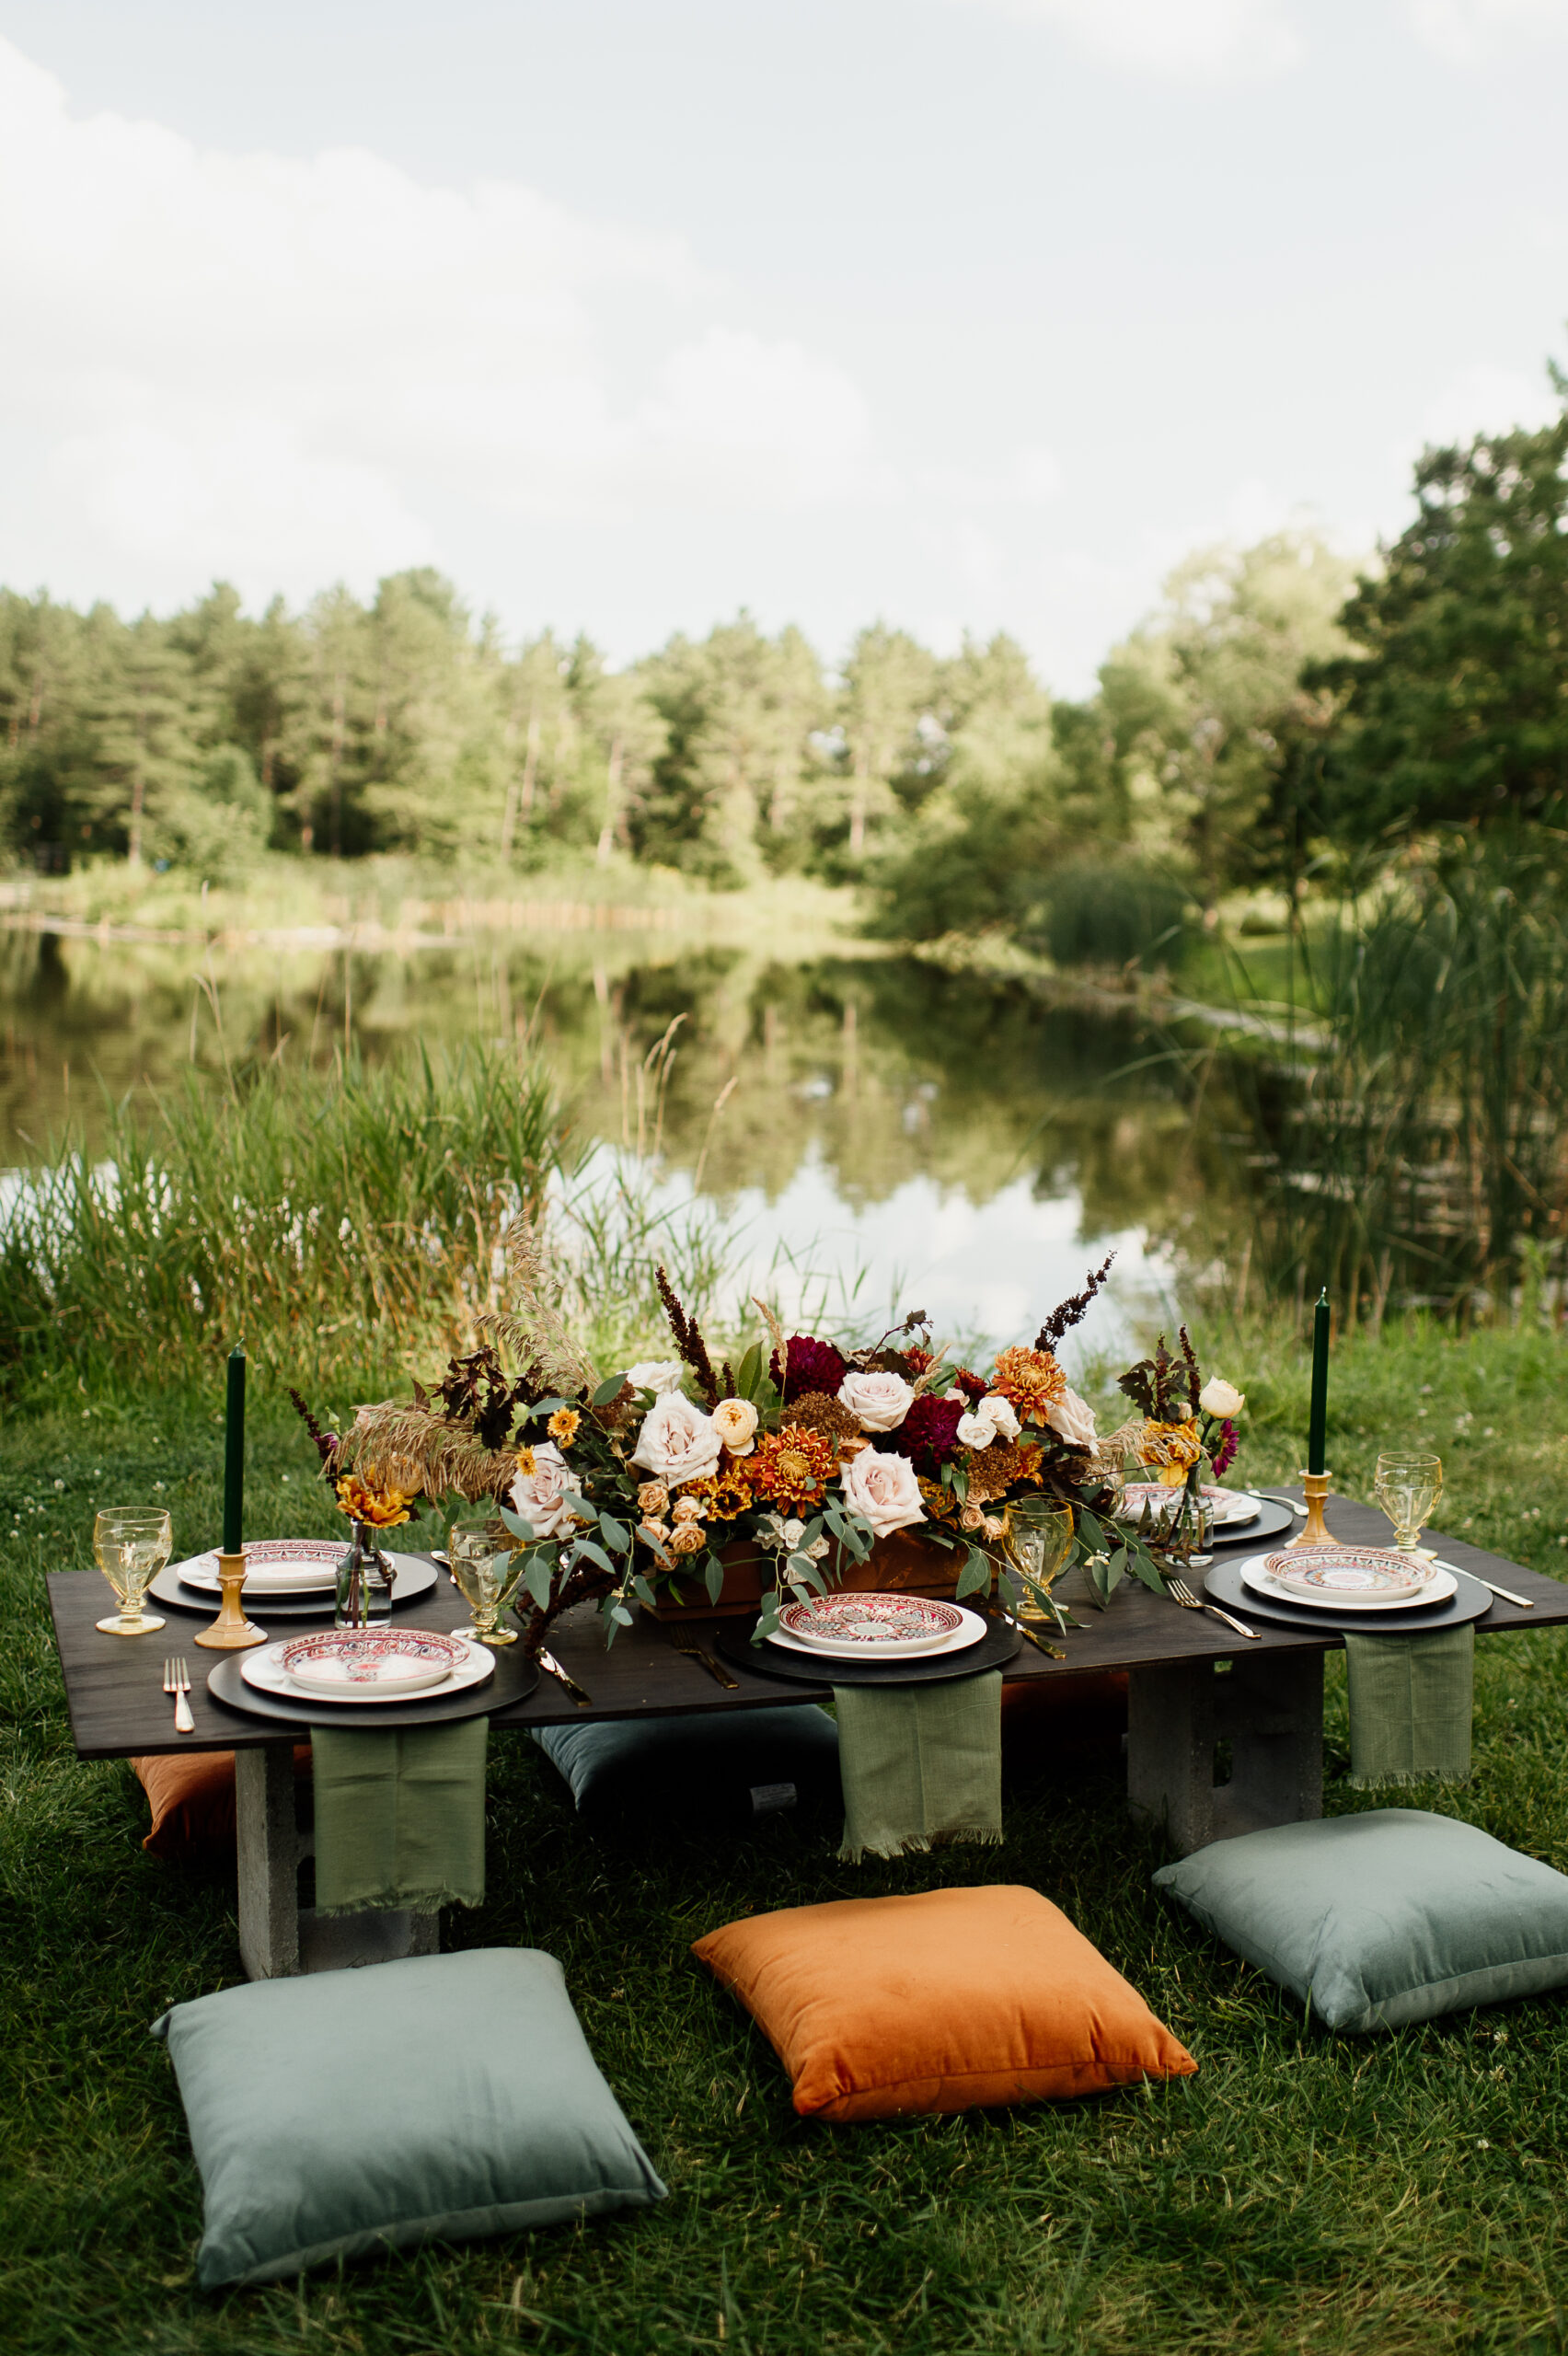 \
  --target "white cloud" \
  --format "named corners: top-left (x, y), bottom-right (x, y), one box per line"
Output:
top-left (1403, 0), bottom-right (1568, 63)
top-left (0, 37), bottom-right (877, 603)
top-left (943, 0), bottom-right (1303, 84)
